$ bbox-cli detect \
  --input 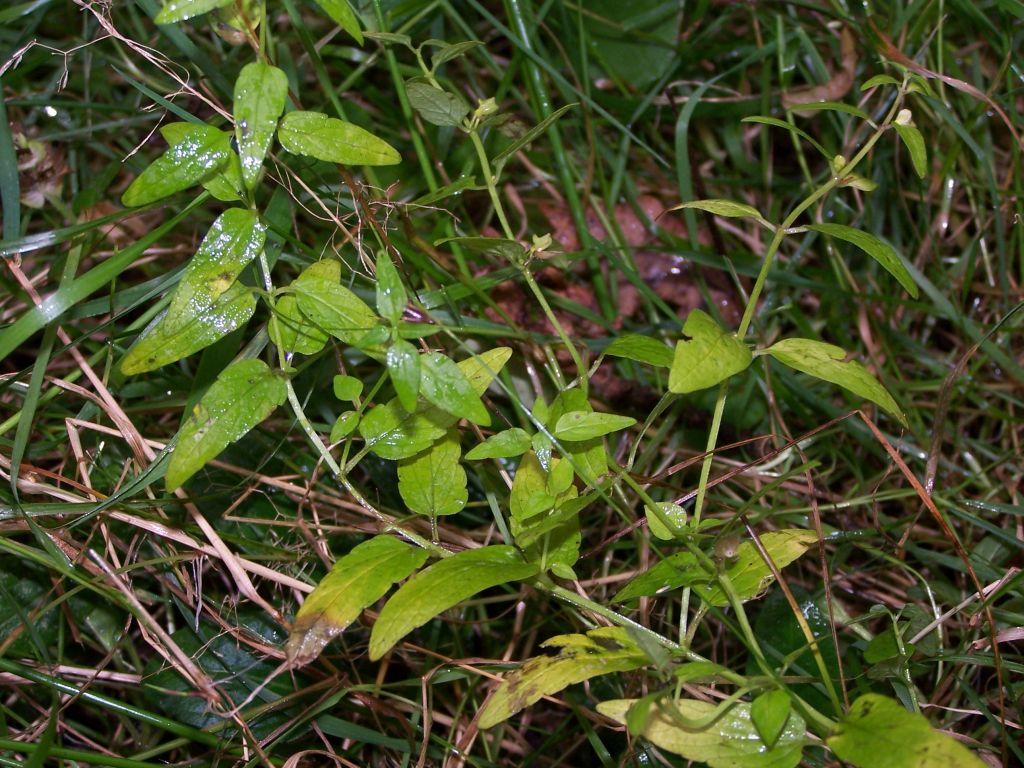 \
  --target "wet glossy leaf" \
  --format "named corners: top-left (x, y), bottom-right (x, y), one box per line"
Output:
top-left (668, 198), bottom-right (768, 226)
top-left (598, 698), bottom-right (806, 768)
top-left (329, 410), bottom-right (359, 443)
top-left (167, 208), bottom-right (267, 319)
top-left (122, 125), bottom-right (230, 207)
top-left (766, 338), bottom-right (906, 425)
top-left (368, 546), bottom-right (538, 660)
top-left (420, 352), bottom-right (490, 425)
top-left (359, 348), bottom-right (511, 460)
top-left (405, 81), bottom-right (469, 127)
top-left (293, 264), bottom-right (382, 346)
top-left (669, 309), bottom-right (752, 394)
top-left (386, 340), bottom-right (421, 413)
top-left (752, 690), bottom-right (792, 750)
top-left (286, 536), bottom-right (426, 666)
top-left (166, 359), bottom-right (286, 489)
top-left (270, 295), bottom-right (328, 355)
top-left (278, 110), bottom-right (400, 166)
top-left (158, 123), bottom-right (243, 201)
top-left (828, 694), bottom-right (986, 768)
top-left (806, 223), bottom-right (917, 297)
top-left (478, 627), bottom-right (646, 728)
top-left (121, 283), bottom-right (255, 375)
top-left (646, 502), bottom-right (687, 540)
top-left (332, 375), bottom-right (362, 401)
top-left (603, 334), bottom-right (674, 367)
top-left (375, 251), bottom-right (407, 324)
top-left (310, 0), bottom-right (363, 44)
top-left (398, 431), bottom-right (467, 517)
top-left (465, 428), bottom-right (531, 460)
top-left (234, 62), bottom-right (288, 189)
top-left (894, 121), bottom-right (928, 179)
top-left (553, 411), bottom-right (635, 441)
top-left (545, 456), bottom-right (574, 496)
top-left (545, 389), bottom-right (606, 484)
top-left (154, 0), bottom-right (231, 24)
